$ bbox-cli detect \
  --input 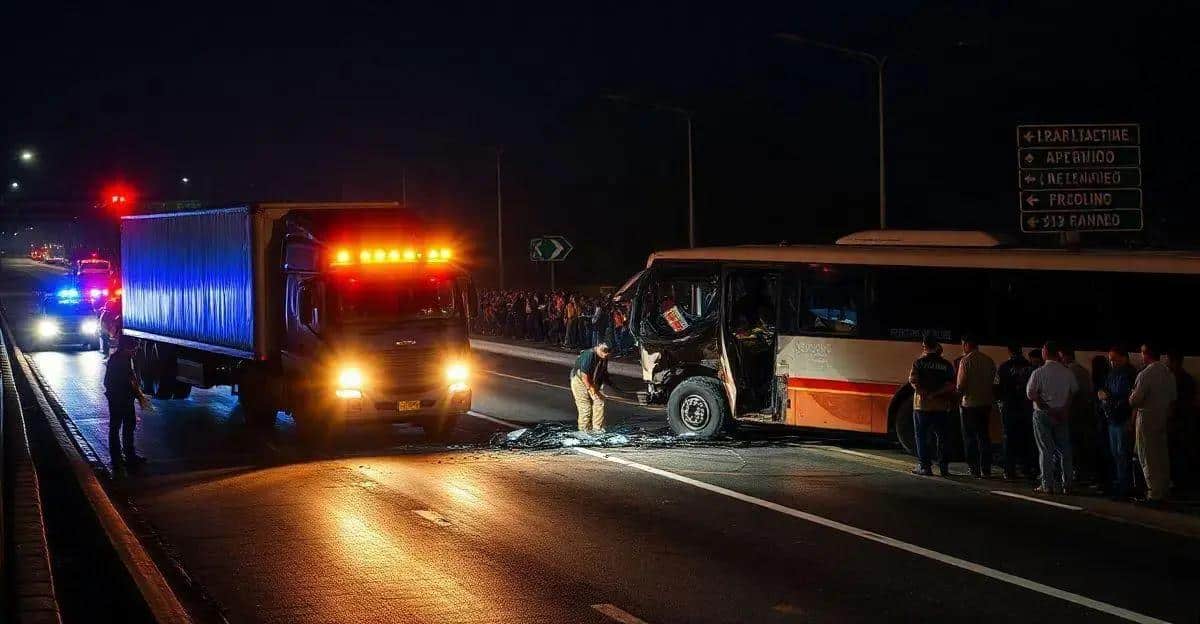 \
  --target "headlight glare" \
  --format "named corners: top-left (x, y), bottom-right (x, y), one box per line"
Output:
top-left (445, 362), bottom-right (469, 383)
top-left (337, 367), bottom-right (364, 389)
top-left (36, 319), bottom-right (60, 338)
top-left (81, 319), bottom-right (100, 335)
